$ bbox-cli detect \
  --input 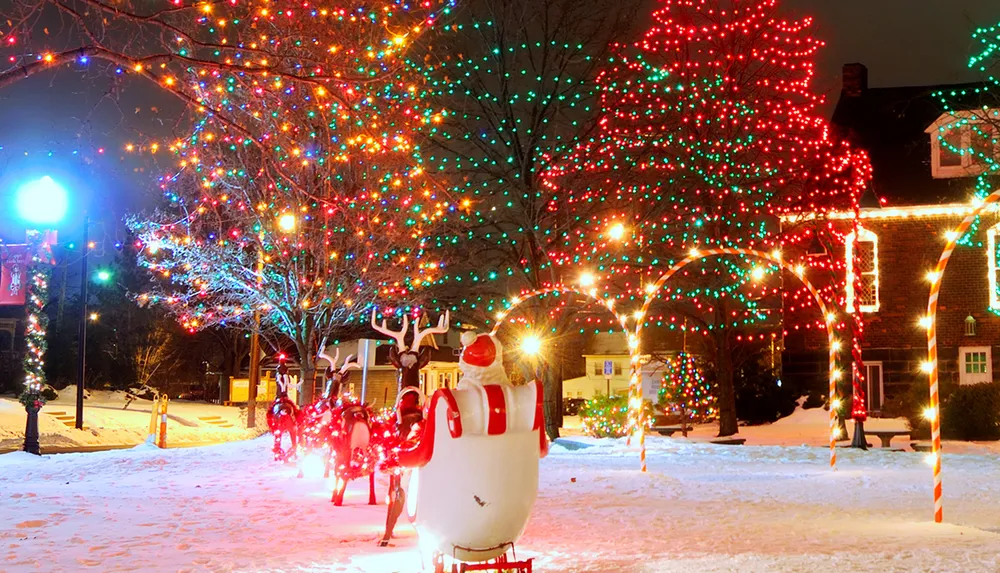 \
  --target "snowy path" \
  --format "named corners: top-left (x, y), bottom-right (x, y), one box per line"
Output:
top-left (3, 436), bottom-right (1000, 572)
